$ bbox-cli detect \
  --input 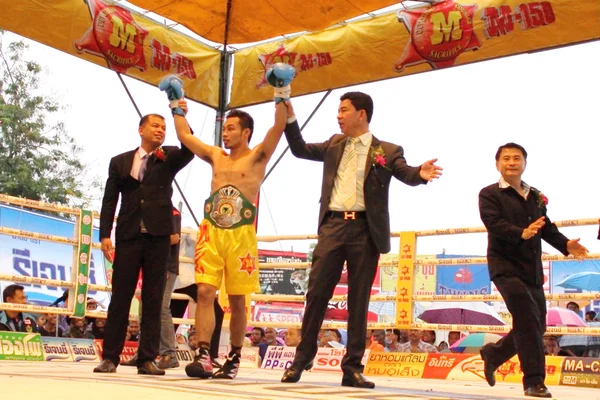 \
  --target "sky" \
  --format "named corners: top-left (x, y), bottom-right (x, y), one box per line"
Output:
top-left (5, 22), bottom-right (600, 259)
